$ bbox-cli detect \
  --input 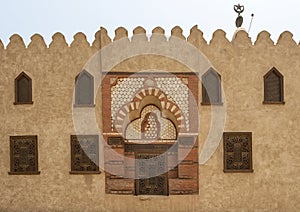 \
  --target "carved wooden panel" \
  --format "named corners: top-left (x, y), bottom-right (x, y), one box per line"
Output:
top-left (264, 67), bottom-right (284, 103)
top-left (9, 136), bottom-right (39, 175)
top-left (124, 144), bottom-right (134, 153)
top-left (135, 153), bottom-right (168, 195)
top-left (223, 132), bottom-right (253, 172)
top-left (70, 135), bottom-right (100, 174)
top-left (14, 72), bottom-right (33, 104)
top-left (75, 70), bottom-right (94, 106)
top-left (202, 68), bottom-right (222, 105)
top-left (108, 137), bottom-right (124, 146)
